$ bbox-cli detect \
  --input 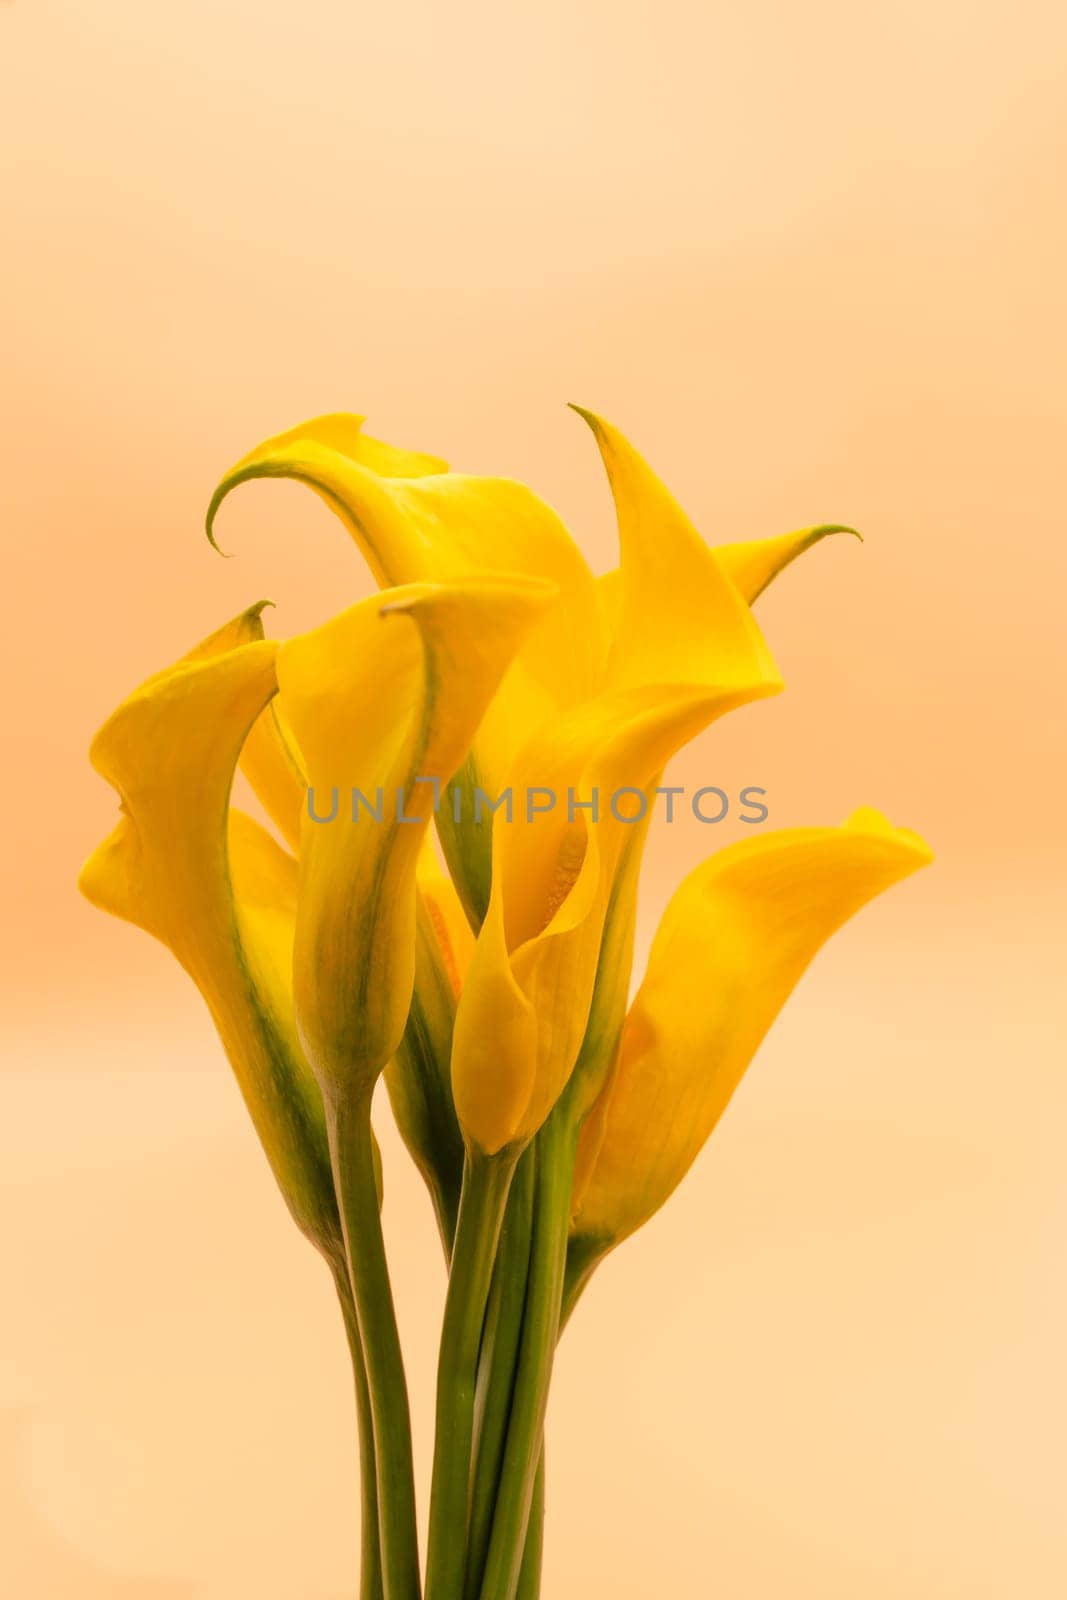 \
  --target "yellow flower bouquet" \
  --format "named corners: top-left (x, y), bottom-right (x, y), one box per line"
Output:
top-left (80, 407), bottom-right (931, 1600)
